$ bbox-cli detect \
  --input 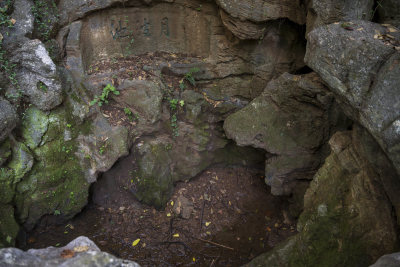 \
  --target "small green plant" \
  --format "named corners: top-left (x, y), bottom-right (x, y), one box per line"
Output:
top-left (179, 67), bottom-right (200, 89)
top-left (90, 83), bottom-right (120, 106)
top-left (169, 98), bottom-right (179, 110)
top-left (165, 143), bottom-right (173, 151)
top-left (170, 114), bottom-right (179, 137)
top-left (124, 107), bottom-right (133, 120)
top-left (99, 145), bottom-right (106, 155)
top-left (31, 0), bottom-right (59, 41)
top-left (37, 81), bottom-right (48, 92)
top-left (168, 98), bottom-right (185, 138)
top-left (54, 209), bottom-right (61, 215)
